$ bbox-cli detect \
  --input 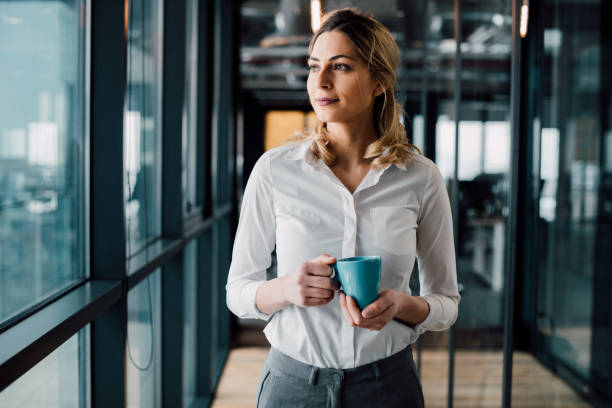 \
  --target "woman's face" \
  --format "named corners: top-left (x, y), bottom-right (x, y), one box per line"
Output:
top-left (307, 31), bottom-right (381, 126)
